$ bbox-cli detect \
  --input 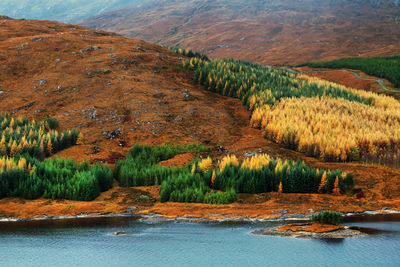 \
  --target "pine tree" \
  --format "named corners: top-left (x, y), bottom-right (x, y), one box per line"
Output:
top-left (278, 182), bottom-right (283, 193)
